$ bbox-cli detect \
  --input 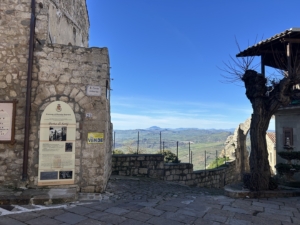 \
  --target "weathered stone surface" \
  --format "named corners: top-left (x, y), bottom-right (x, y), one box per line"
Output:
top-left (0, 0), bottom-right (112, 193)
top-left (10, 90), bottom-right (17, 97)
top-left (112, 154), bottom-right (236, 188)
top-left (59, 74), bottom-right (71, 83)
